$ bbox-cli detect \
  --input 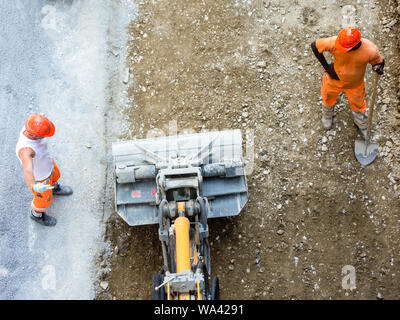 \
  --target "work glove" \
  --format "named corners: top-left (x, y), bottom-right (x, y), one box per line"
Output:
top-left (325, 63), bottom-right (340, 80)
top-left (32, 182), bottom-right (54, 193)
top-left (372, 59), bottom-right (385, 75)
